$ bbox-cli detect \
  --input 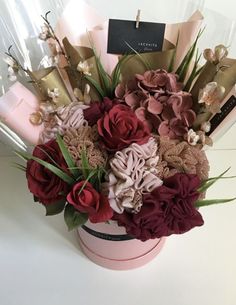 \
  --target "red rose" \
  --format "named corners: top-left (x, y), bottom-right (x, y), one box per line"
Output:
top-left (97, 104), bottom-right (150, 151)
top-left (67, 181), bottom-right (113, 223)
top-left (113, 173), bottom-right (203, 241)
top-left (83, 97), bottom-right (117, 126)
top-left (26, 140), bottom-right (70, 204)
